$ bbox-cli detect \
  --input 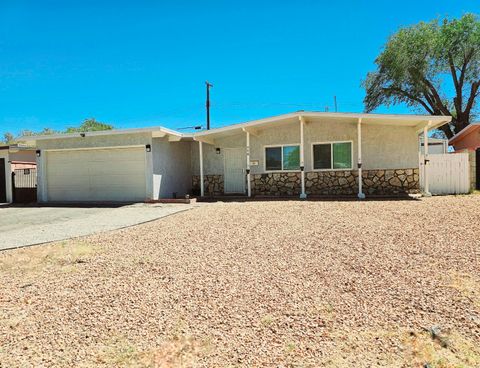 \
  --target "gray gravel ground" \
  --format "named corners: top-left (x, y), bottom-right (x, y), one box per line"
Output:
top-left (0, 196), bottom-right (479, 367)
top-left (0, 204), bottom-right (193, 250)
